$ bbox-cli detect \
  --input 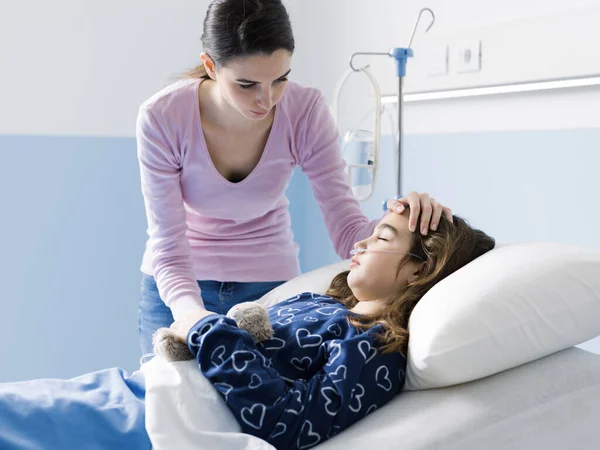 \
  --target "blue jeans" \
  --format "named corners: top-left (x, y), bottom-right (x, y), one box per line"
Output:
top-left (138, 274), bottom-right (285, 356)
